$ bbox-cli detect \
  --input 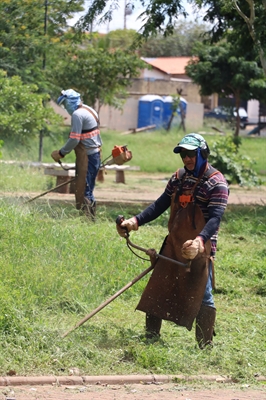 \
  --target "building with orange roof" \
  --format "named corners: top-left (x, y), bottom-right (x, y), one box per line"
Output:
top-left (140, 57), bottom-right (193, 80)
